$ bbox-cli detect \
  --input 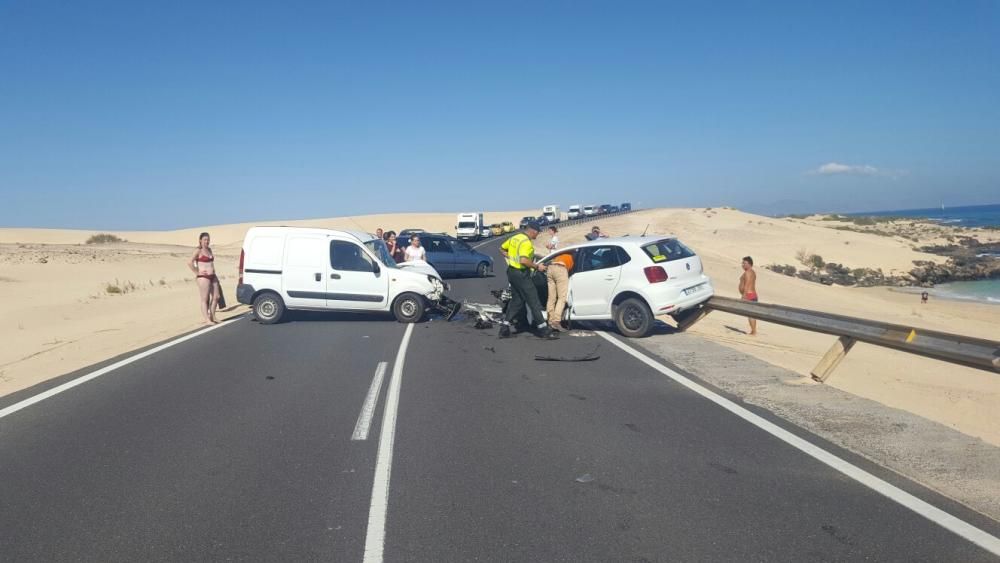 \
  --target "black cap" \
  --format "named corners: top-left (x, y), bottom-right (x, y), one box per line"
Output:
top-left (525, 221), bottom-right (541, 231)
